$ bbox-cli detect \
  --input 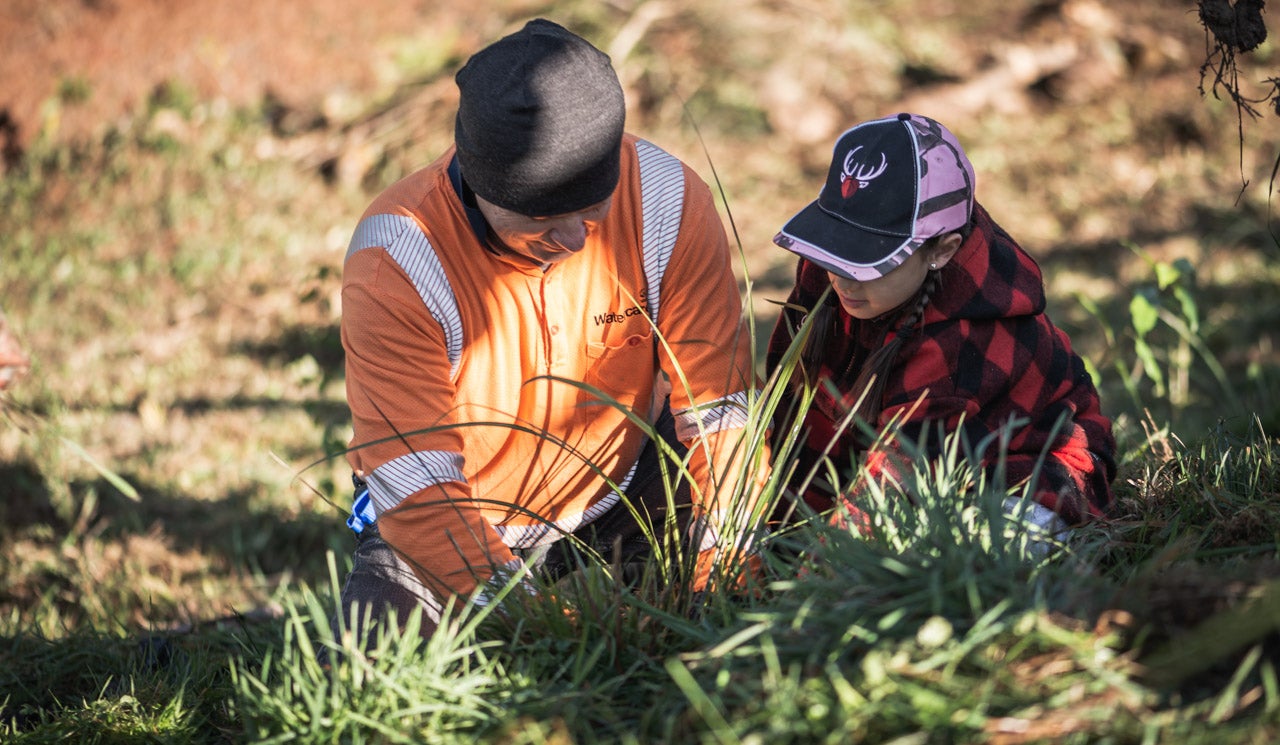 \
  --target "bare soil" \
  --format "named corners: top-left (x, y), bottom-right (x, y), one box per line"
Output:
top-left (0, 0), bottom-right (492, 157)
